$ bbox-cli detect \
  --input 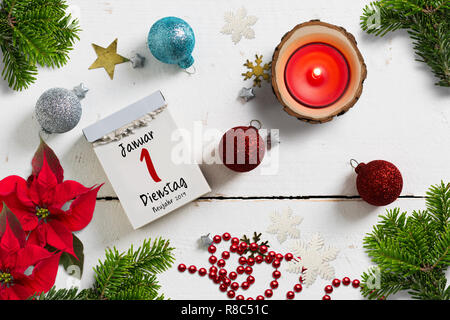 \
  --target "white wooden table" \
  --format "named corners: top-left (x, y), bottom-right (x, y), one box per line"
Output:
top-left (0, 0), bottom-right (449, 300)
